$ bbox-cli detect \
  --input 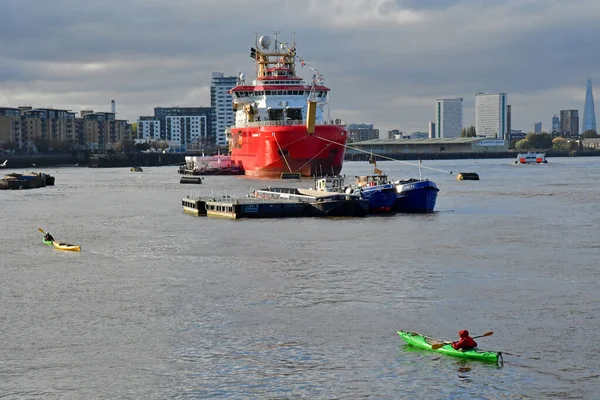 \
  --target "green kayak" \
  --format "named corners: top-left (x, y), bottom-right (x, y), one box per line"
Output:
top-left (397, 330), bottom-right (502, 363)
